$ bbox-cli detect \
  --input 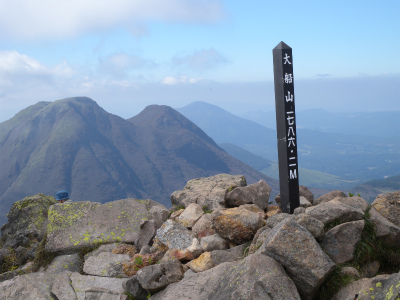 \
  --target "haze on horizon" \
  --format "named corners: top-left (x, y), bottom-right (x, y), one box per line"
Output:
top-left (0, 0), bottom-right (399, 123)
